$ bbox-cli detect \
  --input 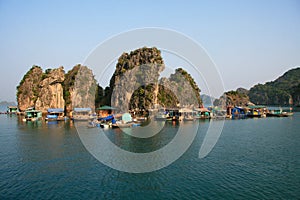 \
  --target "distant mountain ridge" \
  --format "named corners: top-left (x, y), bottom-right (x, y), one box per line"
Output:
top-left (200, 94), bottom-right (215, 106)
top-left (248, 67), bottom-right (300, 106)
top-left (214, 67), bottom-right (300, 107)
